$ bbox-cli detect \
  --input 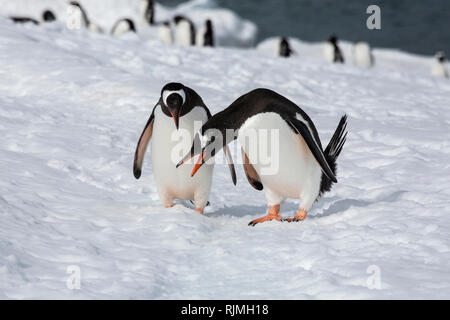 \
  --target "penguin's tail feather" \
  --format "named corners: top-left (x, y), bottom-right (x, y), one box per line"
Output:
top-left (319, 115), bottom-right (347, 196)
